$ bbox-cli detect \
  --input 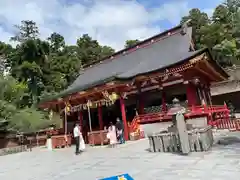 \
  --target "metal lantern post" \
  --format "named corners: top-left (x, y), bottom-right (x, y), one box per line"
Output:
top-left (64, 107), bottom-right (68, 135)
top-left (87, 100), bottom-right (92, 132)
